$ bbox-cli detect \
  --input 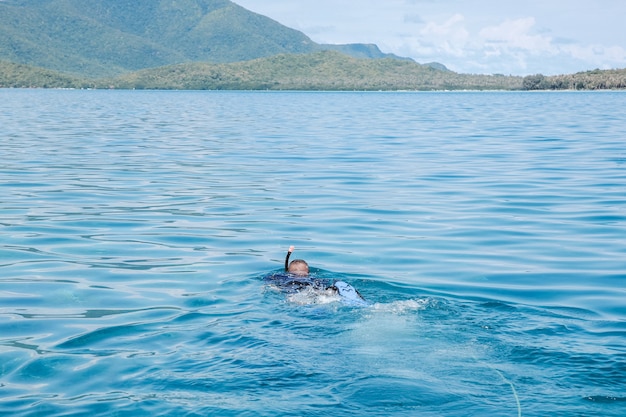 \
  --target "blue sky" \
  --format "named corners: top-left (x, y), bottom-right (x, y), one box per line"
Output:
top-left (235, 0), bottom-right (626, 75)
